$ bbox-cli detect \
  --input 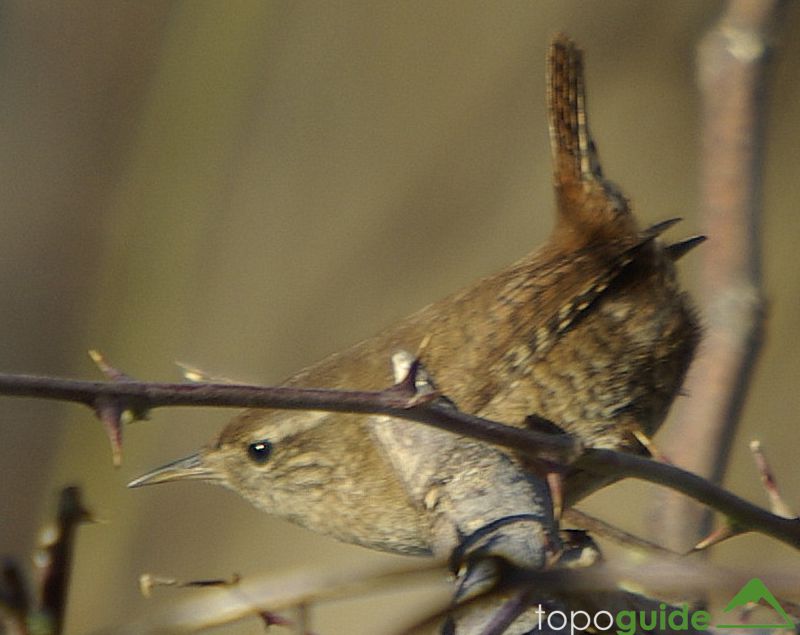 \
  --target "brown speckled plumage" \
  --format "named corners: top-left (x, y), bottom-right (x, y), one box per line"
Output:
top-left (131, 35), bottom-right (701, 555)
